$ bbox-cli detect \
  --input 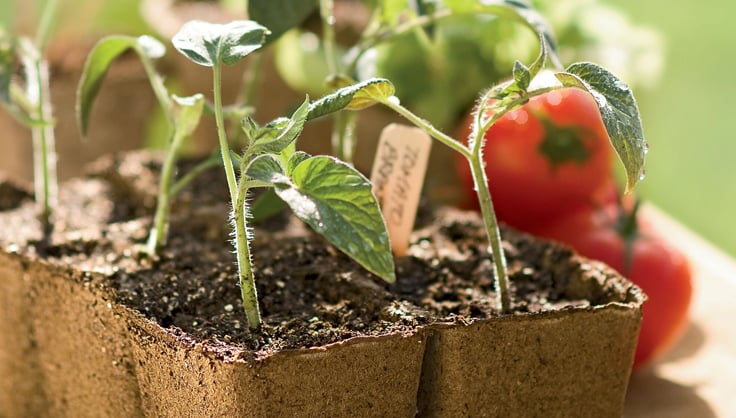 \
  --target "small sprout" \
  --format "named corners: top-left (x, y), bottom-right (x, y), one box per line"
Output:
top-left (1, 3), bottom-right (59, 235)
top-left (77, 35), bottom-right (211, 255)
